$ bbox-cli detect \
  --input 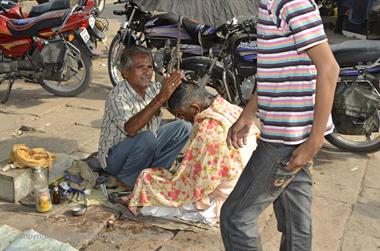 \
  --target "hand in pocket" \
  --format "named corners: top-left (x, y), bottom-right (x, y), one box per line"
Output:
top-left (267, 160), bottom-right (298, 196)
